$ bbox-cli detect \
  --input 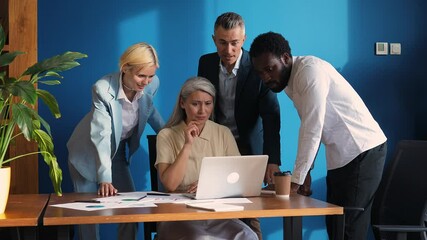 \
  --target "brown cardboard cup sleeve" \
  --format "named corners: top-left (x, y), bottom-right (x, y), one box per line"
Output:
top-left (274, 171), bottom-right (292, 198)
